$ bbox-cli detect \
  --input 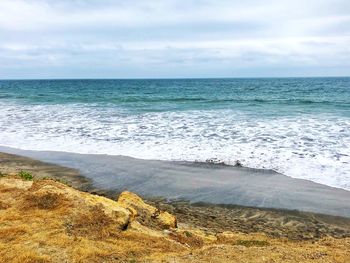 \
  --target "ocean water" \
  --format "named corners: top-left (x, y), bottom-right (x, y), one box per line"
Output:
top-left (0, 78), bottom-right (349, 190)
